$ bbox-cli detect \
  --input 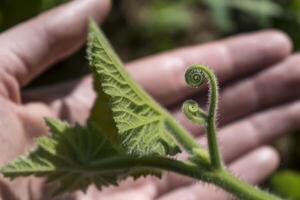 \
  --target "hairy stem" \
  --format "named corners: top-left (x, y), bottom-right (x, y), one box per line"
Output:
top-left (165, 115), bottom-right (210, 167)
top-left (210, 170), bottom-right (282, 200)
top-left (184, 64), bottom-right (223, 169)
top-left (90, 156), bottom-right (281, 200)
top-left (202, 66), bottom-right (223, 169)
